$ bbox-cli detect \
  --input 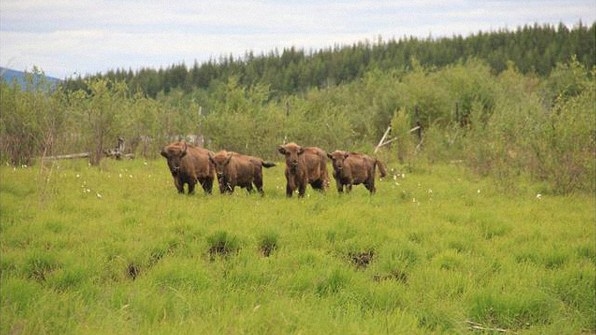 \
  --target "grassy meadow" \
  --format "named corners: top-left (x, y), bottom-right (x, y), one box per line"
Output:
top-left (0, 158), bottom-right (594, 334)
